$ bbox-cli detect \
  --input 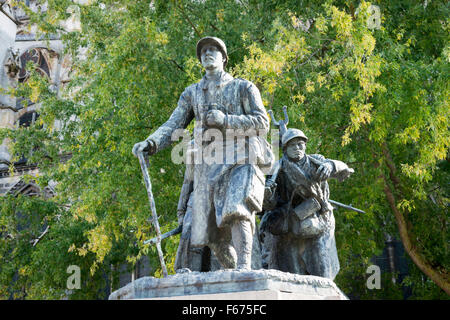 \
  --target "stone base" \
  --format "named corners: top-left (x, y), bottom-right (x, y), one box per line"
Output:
top-left (109, 269), bottom-right (348, 300)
